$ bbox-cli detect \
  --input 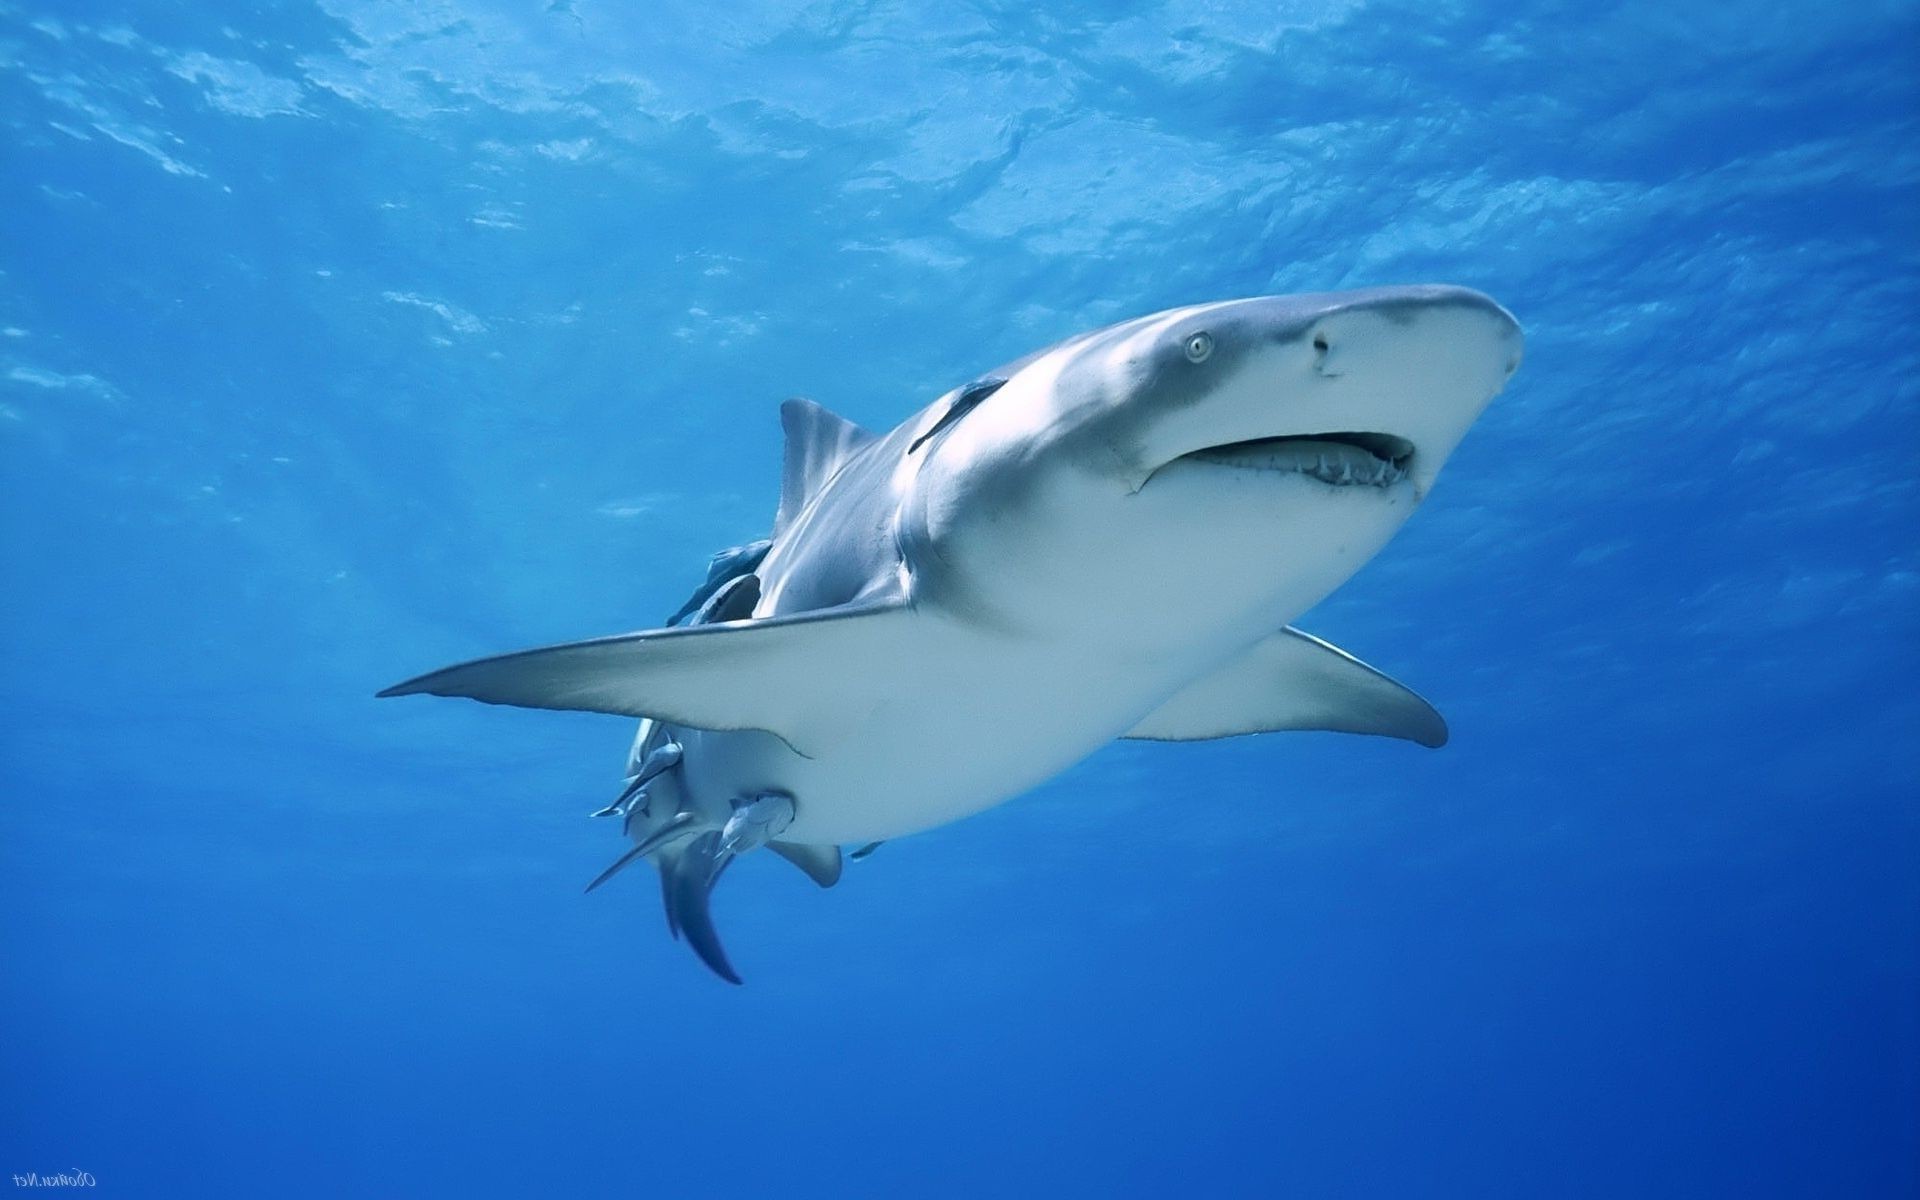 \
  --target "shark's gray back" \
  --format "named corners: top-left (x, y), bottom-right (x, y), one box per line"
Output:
top-left (753, 323), bottom-right (1128, 620)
